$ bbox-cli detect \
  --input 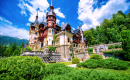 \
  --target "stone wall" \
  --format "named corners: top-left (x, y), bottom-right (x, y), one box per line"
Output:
top-left (56, 45), bottom-right (70, 61)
